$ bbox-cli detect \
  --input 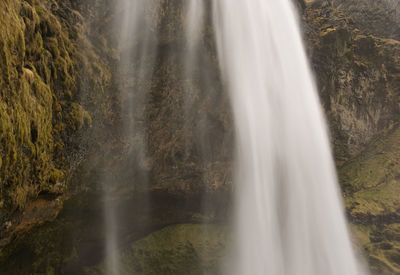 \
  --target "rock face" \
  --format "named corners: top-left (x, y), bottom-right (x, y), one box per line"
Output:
top-left (305, 0), bottom-right (400, 163)
top-left (332, 0), bottom-right (400, 41)
top-left (0, 0), bottom-right (113, 271)
top-left (304, 1), bottom-right (400, 273)
top-left (0, 0), bottom-right (399, 274)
